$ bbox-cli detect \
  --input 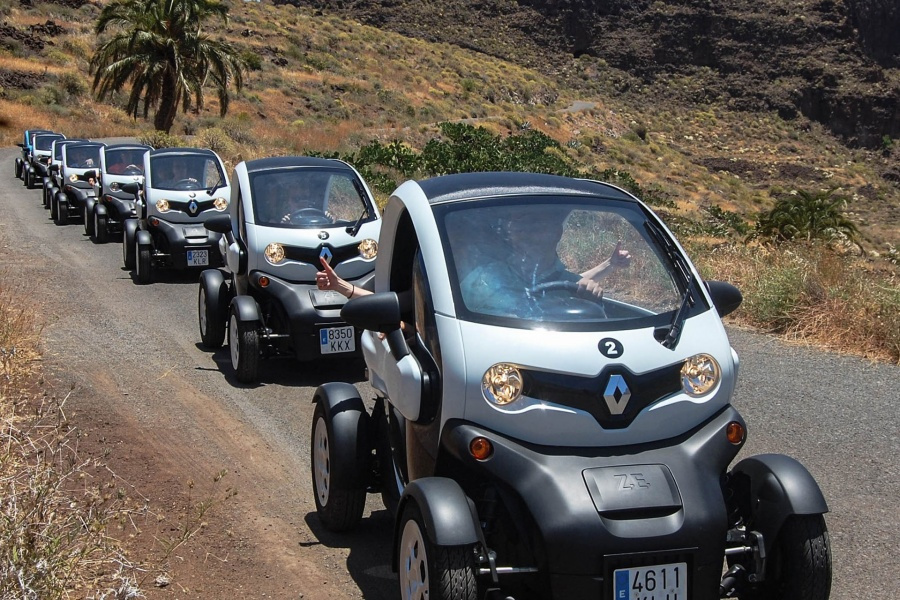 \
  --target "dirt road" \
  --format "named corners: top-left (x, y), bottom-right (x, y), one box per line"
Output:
top-left (3, 144), bottom-right (898, 600)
